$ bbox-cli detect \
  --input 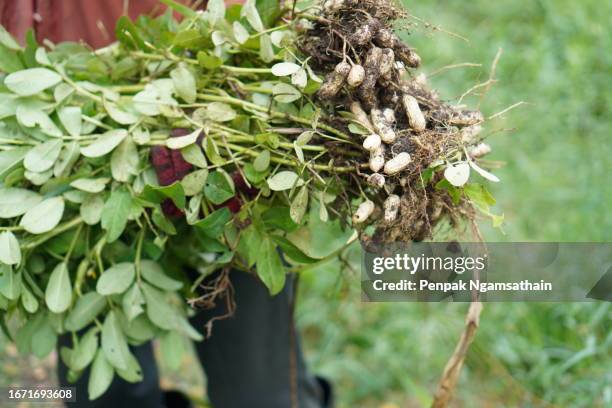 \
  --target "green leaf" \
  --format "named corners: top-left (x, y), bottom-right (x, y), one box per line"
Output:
top-left (166, 129), bottom-right (200, 149)
top-left (0, 25), bottom-right (21, 50)
top-left (70, 178), bottom-right (110, 193)
top-left (256, 237), bottom-right (286, 295)
top-left (101, 189), bottom-right (132, 242)
top-left (241, 0), bottom-right (264, 32)
top-left (141, 283), bottom-right (202, 340)
top-left (31, 319), bottom-right (57, 358)
top-left (259, 34), bottom-right (274, 63)
top-left (141, 182), bottom-right (186, 209)
top-left (253, 150), bottom-right (270, 172)
top-left (272, 62), bottom-right (301, 77)
top-left (194, 102), bottom-right (237, 123)
top-left (194, 207), bottom-right (231, 238)
top-left (97, 263), bottom-right (135, 296)
top-left (273, 83), bottom-right (301, 103)
top-left (24, 169), bottom-right (53, 186)
top-left (20, 196), bottom-right (65, 234)
top-left (256, 0), bottom-right (282, 27)
top-left (348, 122), bottom-right (369, 135)
top-left (141, 260), bottom-right (183, 291)
top-left (58, 106), bottom-right (82, 137)
top-left (170, 63), bottom-right (197, 104)
top-left (88, 349), bottom-right (114, 400)
top-left (15, 313), bottom-right (42, 353)
top-left (290, 186), bottom-right (309, 224)
top-left (173, 29), bottom-right (206, 48)
top-left (159, 0), bottom-right (198, 17)
top-left (0, 147), bottom-right (29, 180)
top-left (0, 44), bottom-right (24, 73)
top-left (444, 162), bottom-right (470, 187)
top-left (104, 100), bottom-right (140, 125)
top-left (4, 68), bottom-right (63, 96)
top-left (233, 21), bottom-right (250, 44)
top-left (243, 162), bottom-right (268, 184)
top-left (267, 171), bottom-right (303, 191)
top-left (152, 209), bottom-right (177, 235)
top-left (101, 310), bottom-right (131, 370)
top-left (124, 314), bottom-right (157, 343)
top-left (238, 225), bottom-right (262, 267)
top-left (270, 235), bottom-right (318, 264)
top-left (16, 102), bottom-right (62, 136)
top-left (71, 327), bottom-right (98, 371)
top-left (204, 170), bottom-right (235, 205)
top-left (181, 144), bottom-right (207, 168)
top-left (45, 262), bottom-right (72, 313)
top-left (21, 285), bottom-right (39, 313)
top-left (111, 136), bottom-right (139, 182)
top-left (204, 136), bottom-right (224, 165)
top-left (0, 231), bottom-right (21, 265)
top-left (206, 0), bottom-right (226, 25)
top-left (181, 169), bottom-right (209, 196)
top-left (80, 129), bottom-right (128, 158)
top-left (0, 188), bottom-right (42, 218)
top-left (0, 265), bottom-right (20, 300)
top-left (262, 207), bottom-right (299, 232)
top-left (80, 194), bottom-right (105, 225)
top-left (115, 351), bottom-right (143, 383)
top-left (24, 139), bottom-right (63, 173)
top-left (122, 283), bottom-right (145, 321)
top-left (141, 283), bottom-right (175, 331)
top-left (54, 141), bottom-right (80, 178)
top-left (159, 330), bottom-right (184, 371)
top-left (65, 292), bottom-right (107, 332)
top-left (197, 52), bottom-right (223, 69)
top-left (464, 184), bottom-right (496, 208)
